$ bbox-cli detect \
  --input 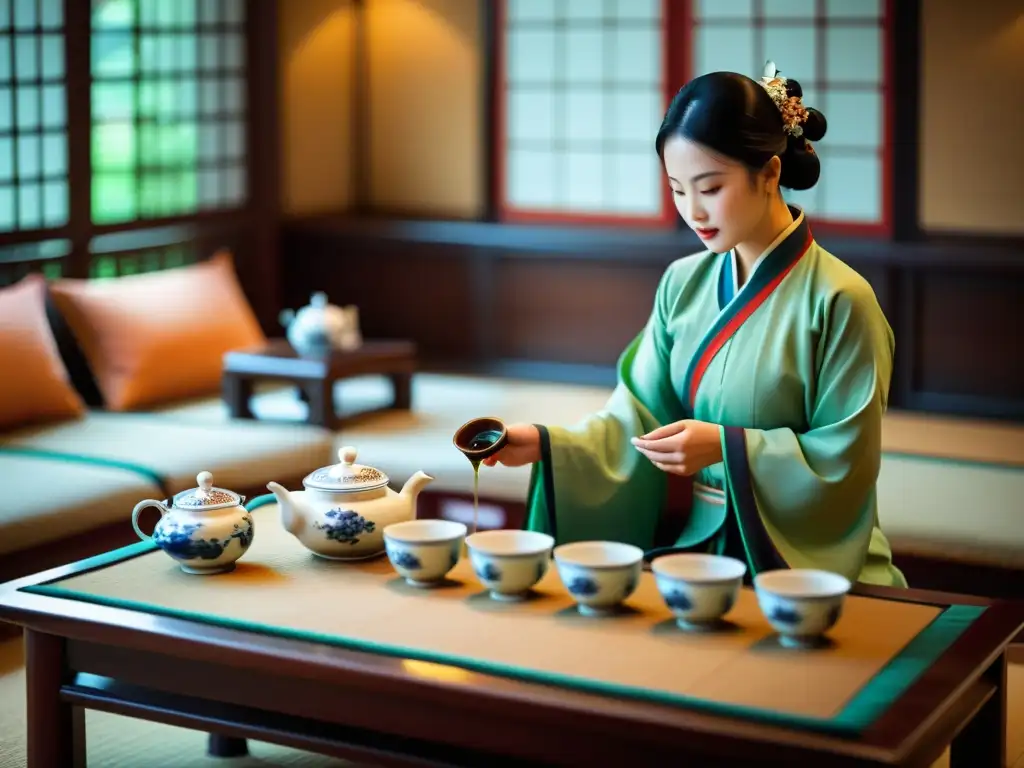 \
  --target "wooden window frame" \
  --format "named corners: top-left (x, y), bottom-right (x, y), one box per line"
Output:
top-left (685, 0), bottom-right (895, 237)
top-left (491, 0), bottom-right (898, 238)
top-left (89, 0), bottom-right (250, 226)
top-left (0, 0), bottom-right (277, 270)
top-left (0, 0), bottom-right (70, 236)
top-left (0, 0), bottom-right (281, 331)
top-left (493, 0), bottom-right (688, 230)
